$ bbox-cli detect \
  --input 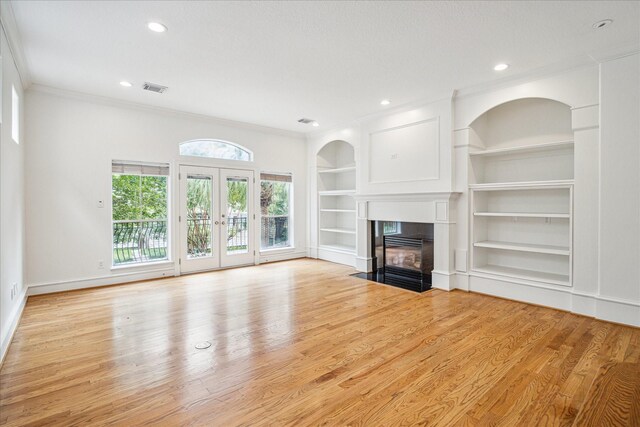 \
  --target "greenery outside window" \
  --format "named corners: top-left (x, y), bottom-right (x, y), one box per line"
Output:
top-left (112, 161), bottom-right (170, 265)
top-left (260, 173), bottom-right (292, 250)
top-left (179, 139), bottom-right (253, 161)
